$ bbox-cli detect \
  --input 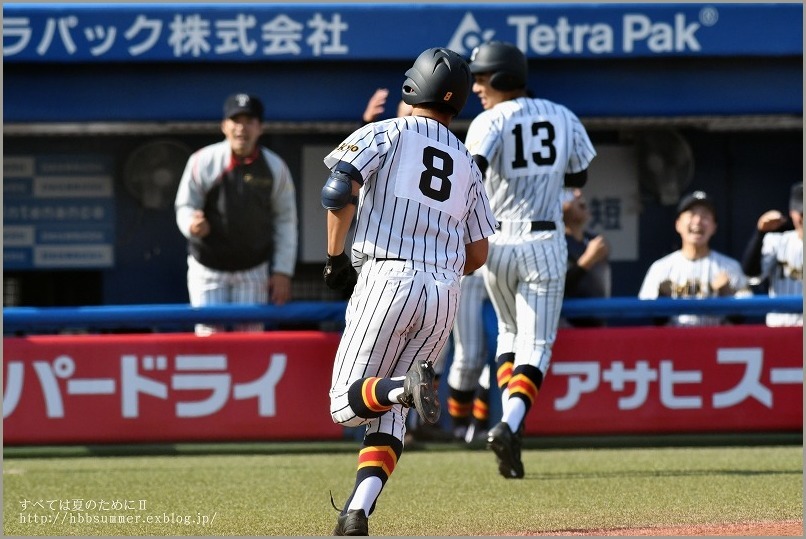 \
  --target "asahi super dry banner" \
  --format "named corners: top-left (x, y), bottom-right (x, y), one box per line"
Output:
top-left (3, 326), bottom-right (801, 445)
